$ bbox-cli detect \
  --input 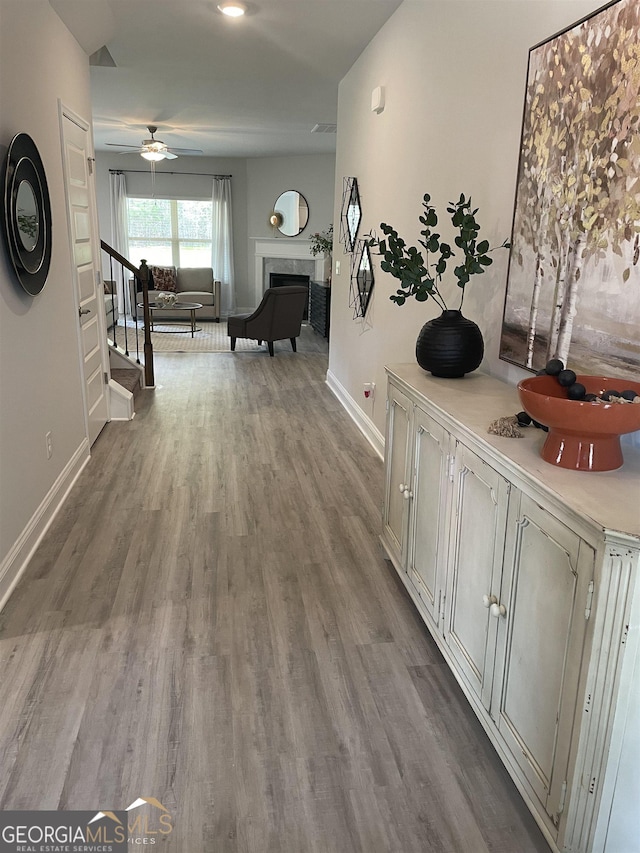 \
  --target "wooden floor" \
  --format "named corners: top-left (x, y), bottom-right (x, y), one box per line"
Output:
top-left (0, 349), bottom-right (551, 852)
